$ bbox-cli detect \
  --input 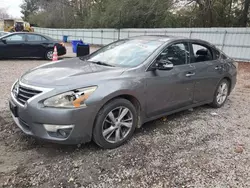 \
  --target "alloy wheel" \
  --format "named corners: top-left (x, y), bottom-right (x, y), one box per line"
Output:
top-left (47, 51), bottom-right (53, 60)
top-left (216, 82), bottom-right (228, 105)
top-left (102, 106), bottom-right (133, 144)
